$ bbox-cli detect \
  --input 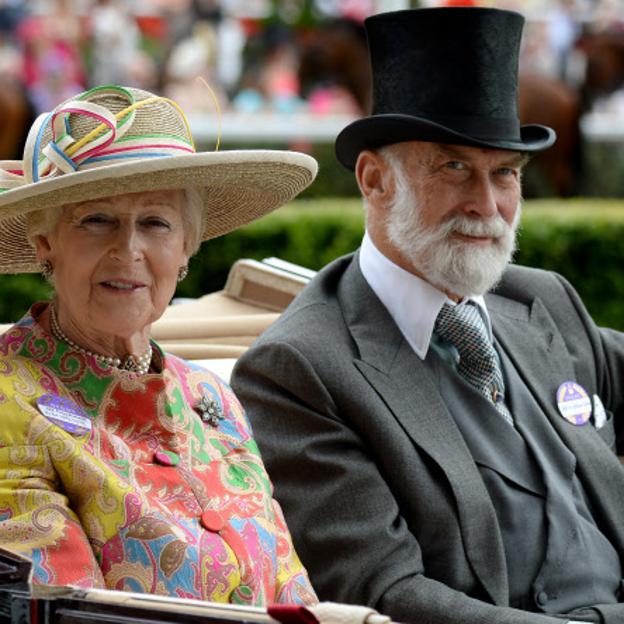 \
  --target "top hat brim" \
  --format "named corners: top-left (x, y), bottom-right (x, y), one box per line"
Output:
top-left (335, 114), bottom-right (557, 170)
top-left (0, 150), bottom-right (317, 273)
